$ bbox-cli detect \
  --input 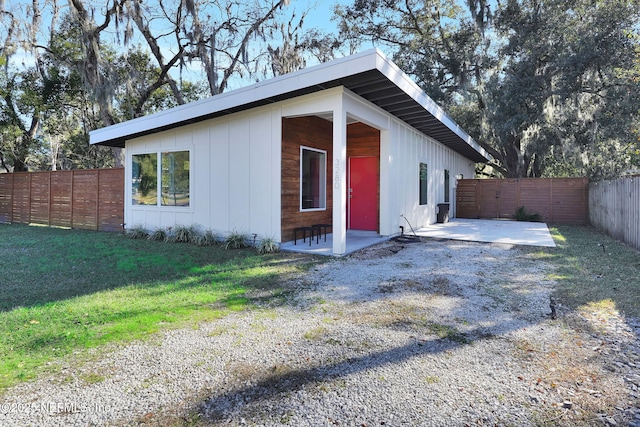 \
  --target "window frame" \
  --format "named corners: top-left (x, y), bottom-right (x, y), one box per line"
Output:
top-left (299, 146), bottom-right (327, 212)
top-left (130, 148), bottom-right (192, 210)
